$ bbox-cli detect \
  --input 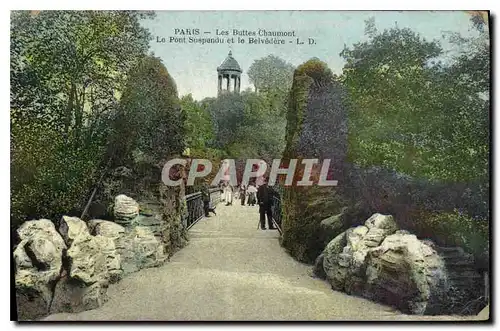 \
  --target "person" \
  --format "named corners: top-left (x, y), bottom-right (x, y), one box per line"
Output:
top-left (247, 183), bottom-right (257, 206)
top-left (201, 181), bottom-right (211, 217)
top-left (239, 184), bottom-right (247, 206)
top-left (224, 182), bottom-right (233, 206)
top-left (257, 178), bottom-right (276, 230)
